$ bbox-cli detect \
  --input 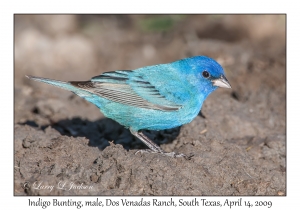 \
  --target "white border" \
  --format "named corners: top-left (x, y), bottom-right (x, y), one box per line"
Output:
top-left (2, 0), bottom-right (296, 209)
